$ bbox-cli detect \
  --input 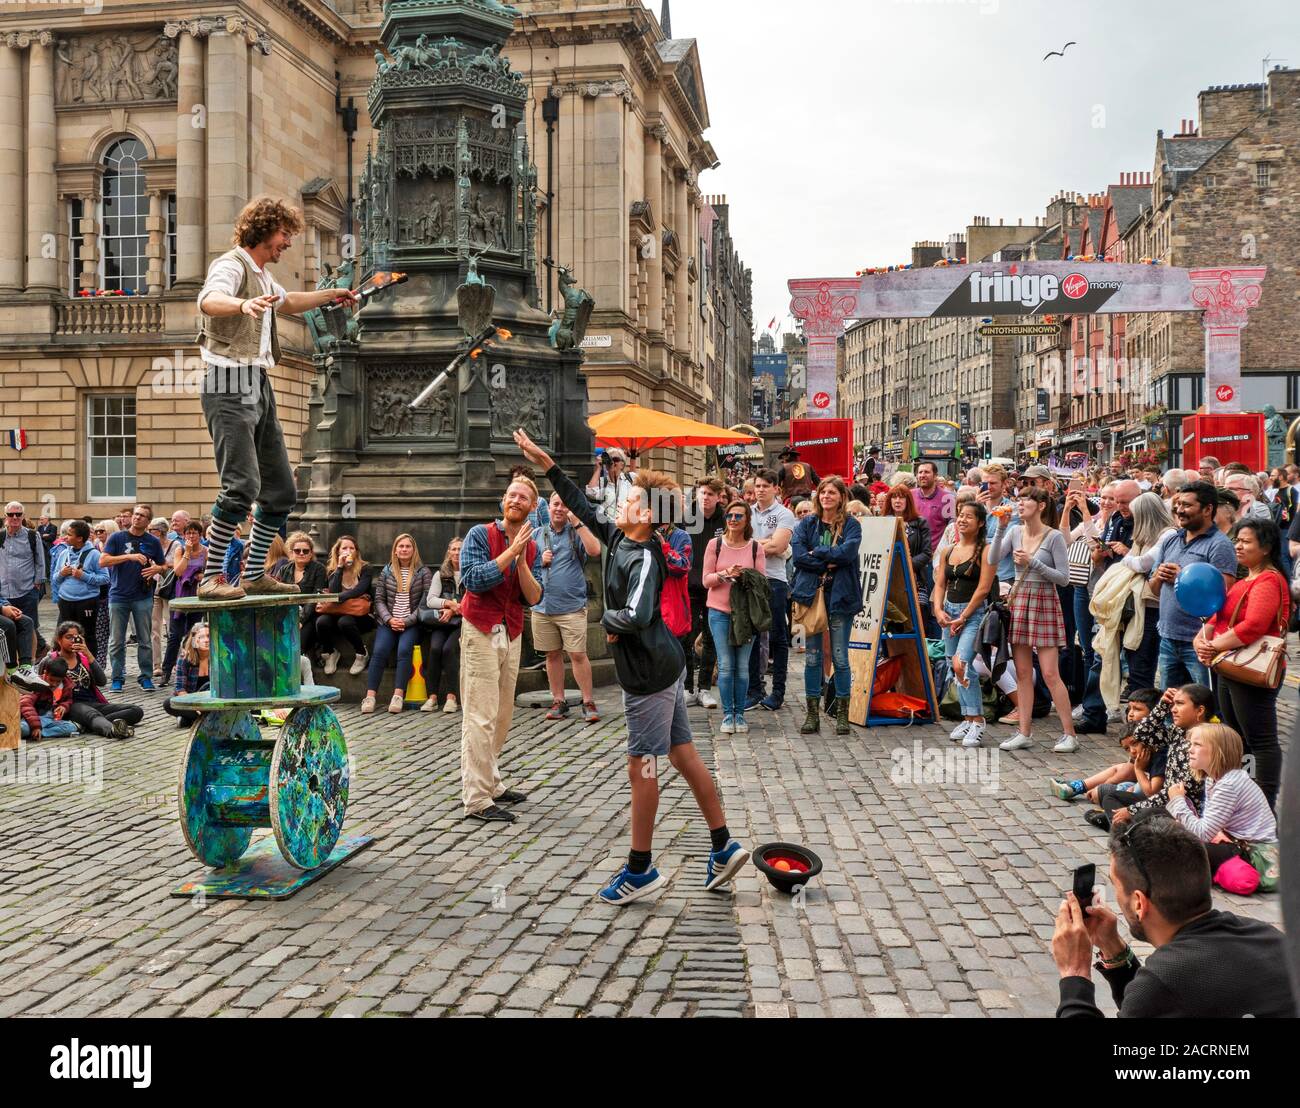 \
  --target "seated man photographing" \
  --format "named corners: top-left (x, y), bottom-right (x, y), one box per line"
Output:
top-left (514, 428), bottom-right (749, 904)
top-left (1052, 816), bottom-right (1296, 1018)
